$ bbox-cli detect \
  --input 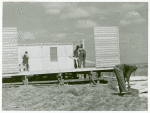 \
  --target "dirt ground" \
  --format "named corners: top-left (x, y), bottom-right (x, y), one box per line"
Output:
top-left (2, 83), bottom-right (148, 111)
